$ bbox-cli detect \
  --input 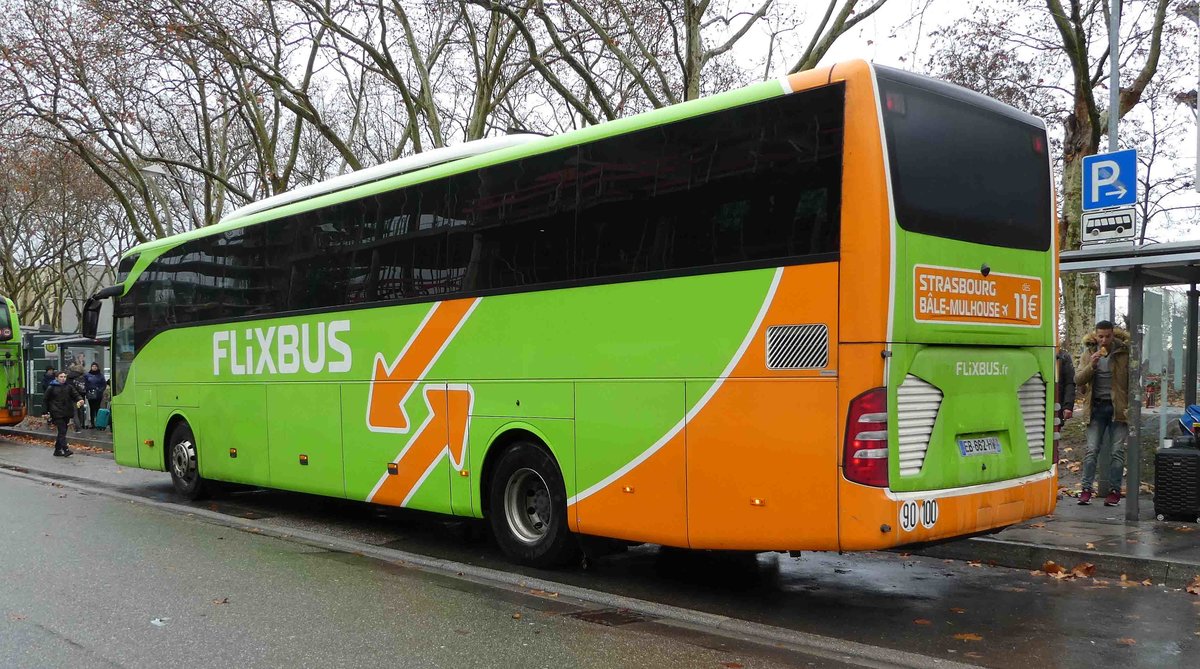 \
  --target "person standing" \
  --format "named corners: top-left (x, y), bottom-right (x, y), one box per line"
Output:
top-left (1055, 347), bottom-right (1076, 462)
top-left (65, 363), bottom-right (87, 431)
top-left (43, 371), bottom-right (85, 457)
top-left (83, 363), bottom-right (106, 430)
top-left (41, 366), bottom-right (56, 393)
top-left (1074, 320), bottom-right (1130, 506)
